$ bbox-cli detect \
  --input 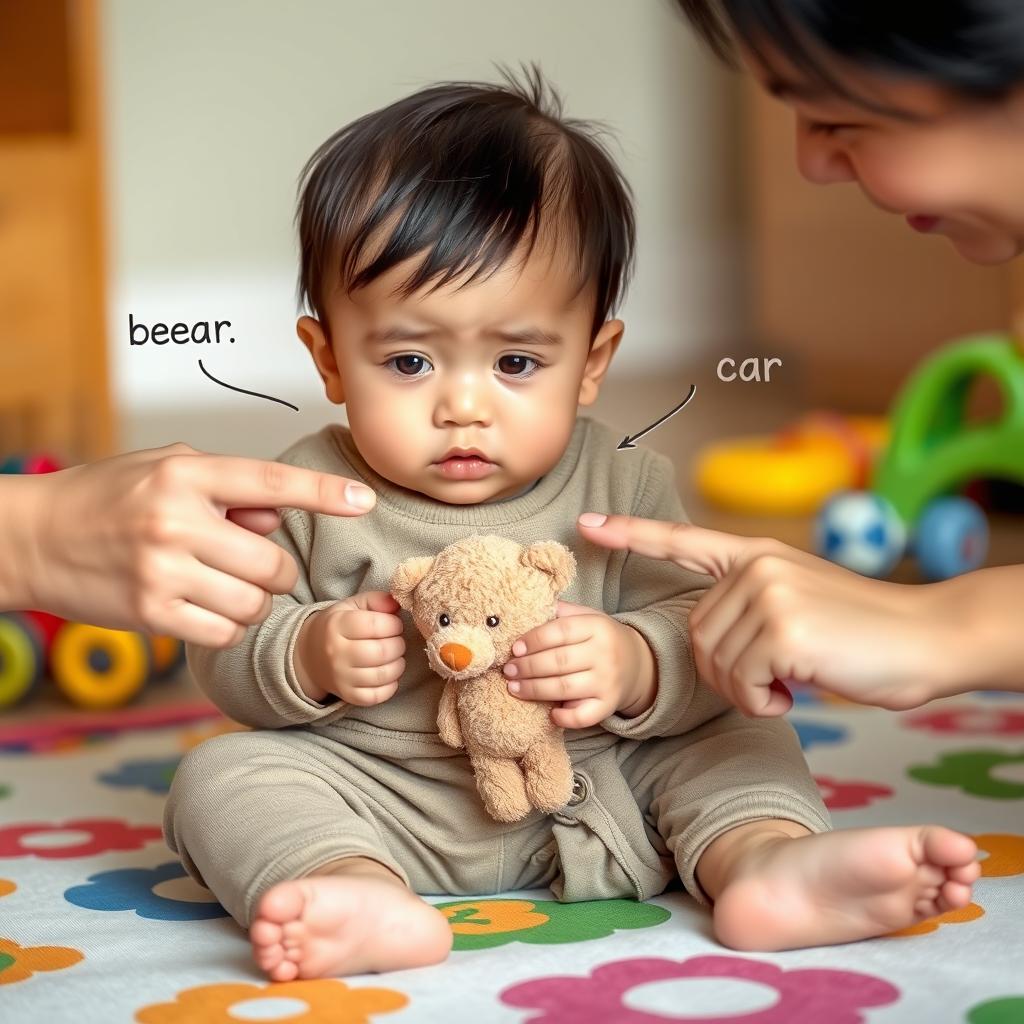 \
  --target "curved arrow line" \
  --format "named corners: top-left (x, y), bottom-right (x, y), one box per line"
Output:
top-left (198, 359), bottom-right (299, 412)
top-left (618, 384), bottom-right (697, 449)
